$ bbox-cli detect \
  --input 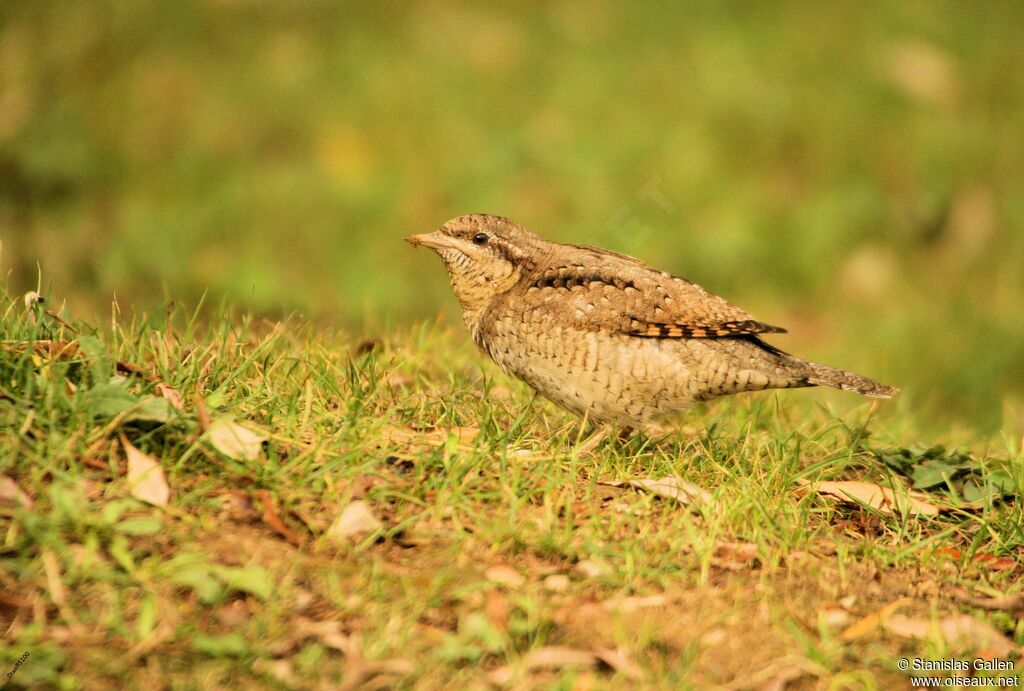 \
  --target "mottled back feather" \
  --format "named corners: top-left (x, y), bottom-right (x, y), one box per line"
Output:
top-left (515, 245), bottom-right (786, 340)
